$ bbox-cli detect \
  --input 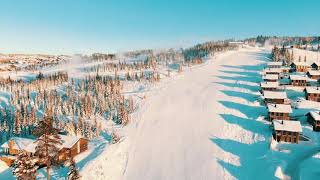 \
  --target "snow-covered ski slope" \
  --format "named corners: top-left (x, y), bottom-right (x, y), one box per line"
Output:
top-left (81, 48), bottom-right (283, 180)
